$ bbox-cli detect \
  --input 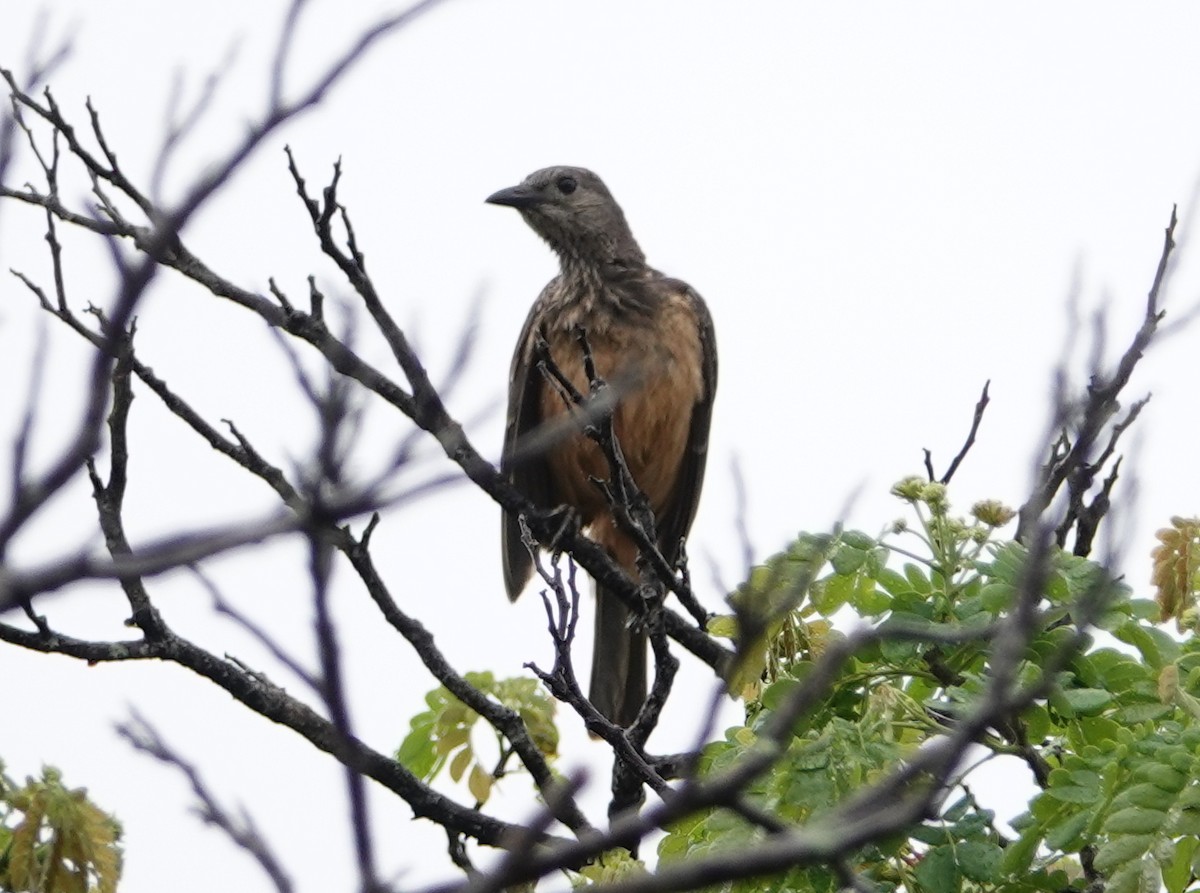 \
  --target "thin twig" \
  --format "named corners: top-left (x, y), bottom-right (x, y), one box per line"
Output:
top-left (117, 713), bottom-right (295, 893)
